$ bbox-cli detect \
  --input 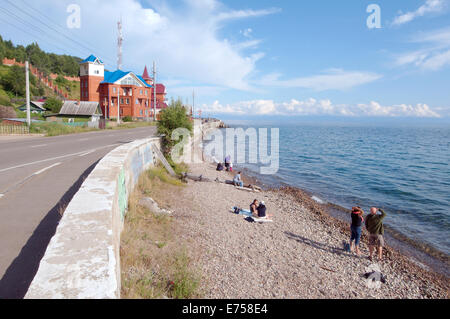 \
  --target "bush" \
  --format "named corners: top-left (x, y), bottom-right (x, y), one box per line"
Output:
top-left (0, 95), bottom-right (11, 106)
top-left (0, 65), bottom-right (25, 96)
top-left (157, 98), bottom-right (192, 156)
top-left (122, 116), bottom-right (132, 122)
top-left (44, 97), bottom-right (63, 113)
